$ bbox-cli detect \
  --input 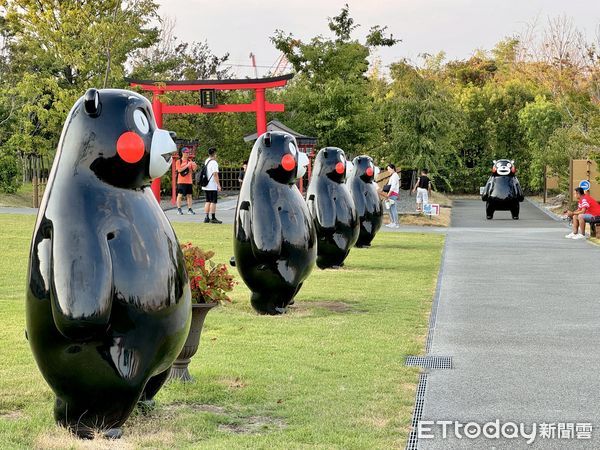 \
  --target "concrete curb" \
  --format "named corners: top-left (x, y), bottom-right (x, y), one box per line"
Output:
top-left (425, 236), bottom-right (449, 353)
top-left (525, 197), bottom-right (567, 225)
